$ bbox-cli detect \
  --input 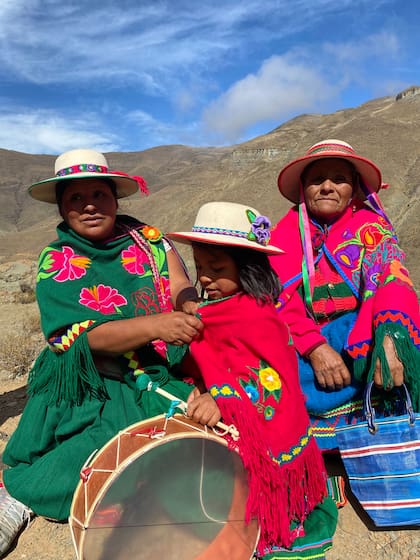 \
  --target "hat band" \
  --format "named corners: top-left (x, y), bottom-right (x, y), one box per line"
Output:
top-left (192, 225), bottom-right (270, 246)
top-left (307, 143), bottom-right (355, 156)
top-left (56, 163), bottom-right (108, 177)
top-left (192, 225), bottom-right (248, 239)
